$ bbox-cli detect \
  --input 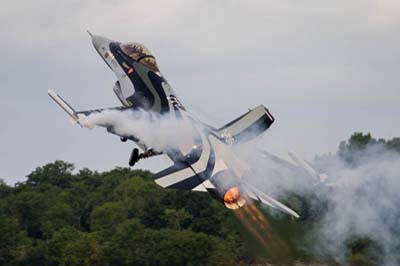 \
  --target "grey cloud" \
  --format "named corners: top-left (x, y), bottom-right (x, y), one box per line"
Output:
top-left (0, 0), bottom-right (399, 183)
